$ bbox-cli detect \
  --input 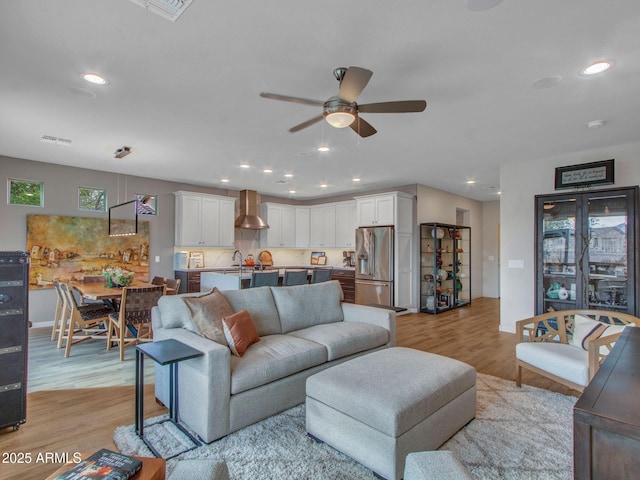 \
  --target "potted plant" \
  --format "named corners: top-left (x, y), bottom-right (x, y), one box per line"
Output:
top-left (103, 266), bottom-right (134, 287)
